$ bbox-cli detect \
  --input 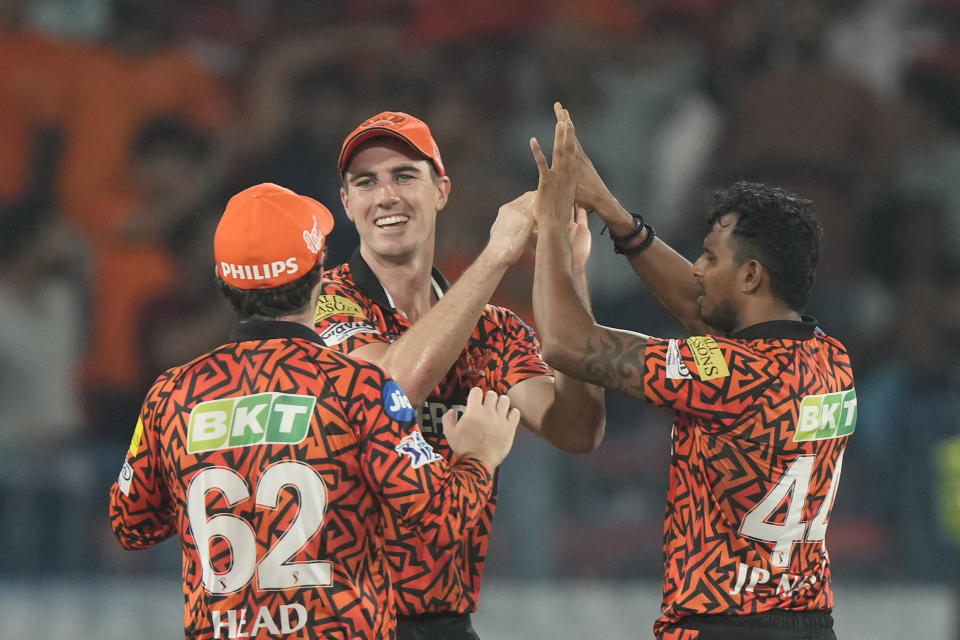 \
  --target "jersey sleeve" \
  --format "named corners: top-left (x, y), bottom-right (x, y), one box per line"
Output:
top-left (349, 365), bottom-right (494, 549)
top-left (489, 307), bottom-right (552, 392)
top-left (313, 278), bottom-right (387, 353)
top-left (644, 335), bottom-right (778, 423)
top-left (108, 372), bottom-right (177, 549)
